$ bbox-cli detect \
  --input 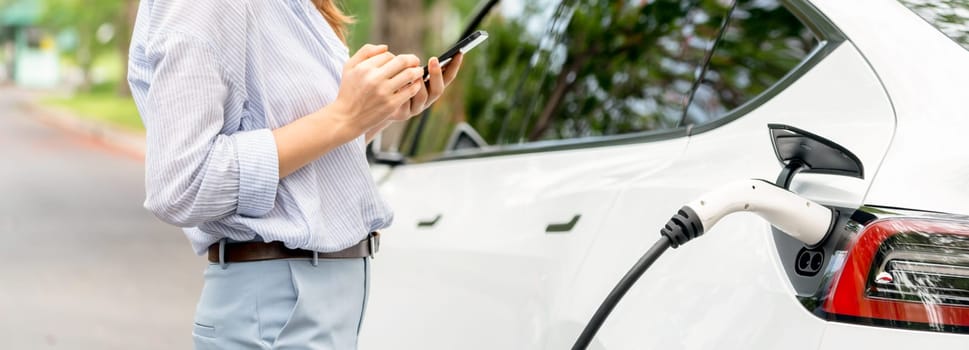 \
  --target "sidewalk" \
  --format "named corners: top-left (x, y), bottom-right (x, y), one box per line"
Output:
top-left (3, 86), bottom-right (147, 160)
